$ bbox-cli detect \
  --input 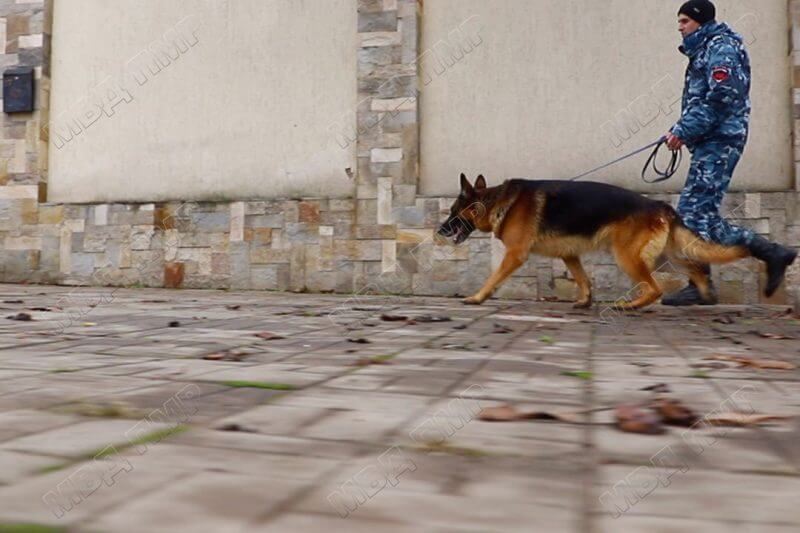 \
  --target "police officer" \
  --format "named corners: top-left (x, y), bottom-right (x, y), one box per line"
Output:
top-left (663, 0), bottom-right (797, 305)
